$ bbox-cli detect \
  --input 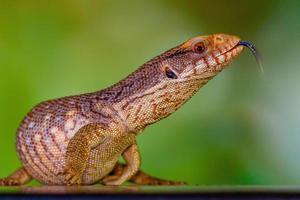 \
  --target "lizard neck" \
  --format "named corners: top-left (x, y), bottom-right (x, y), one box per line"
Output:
top-left (109, 76), bottom-right (210, 134)
top-left (90, 61), bottom-right (162, 133)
